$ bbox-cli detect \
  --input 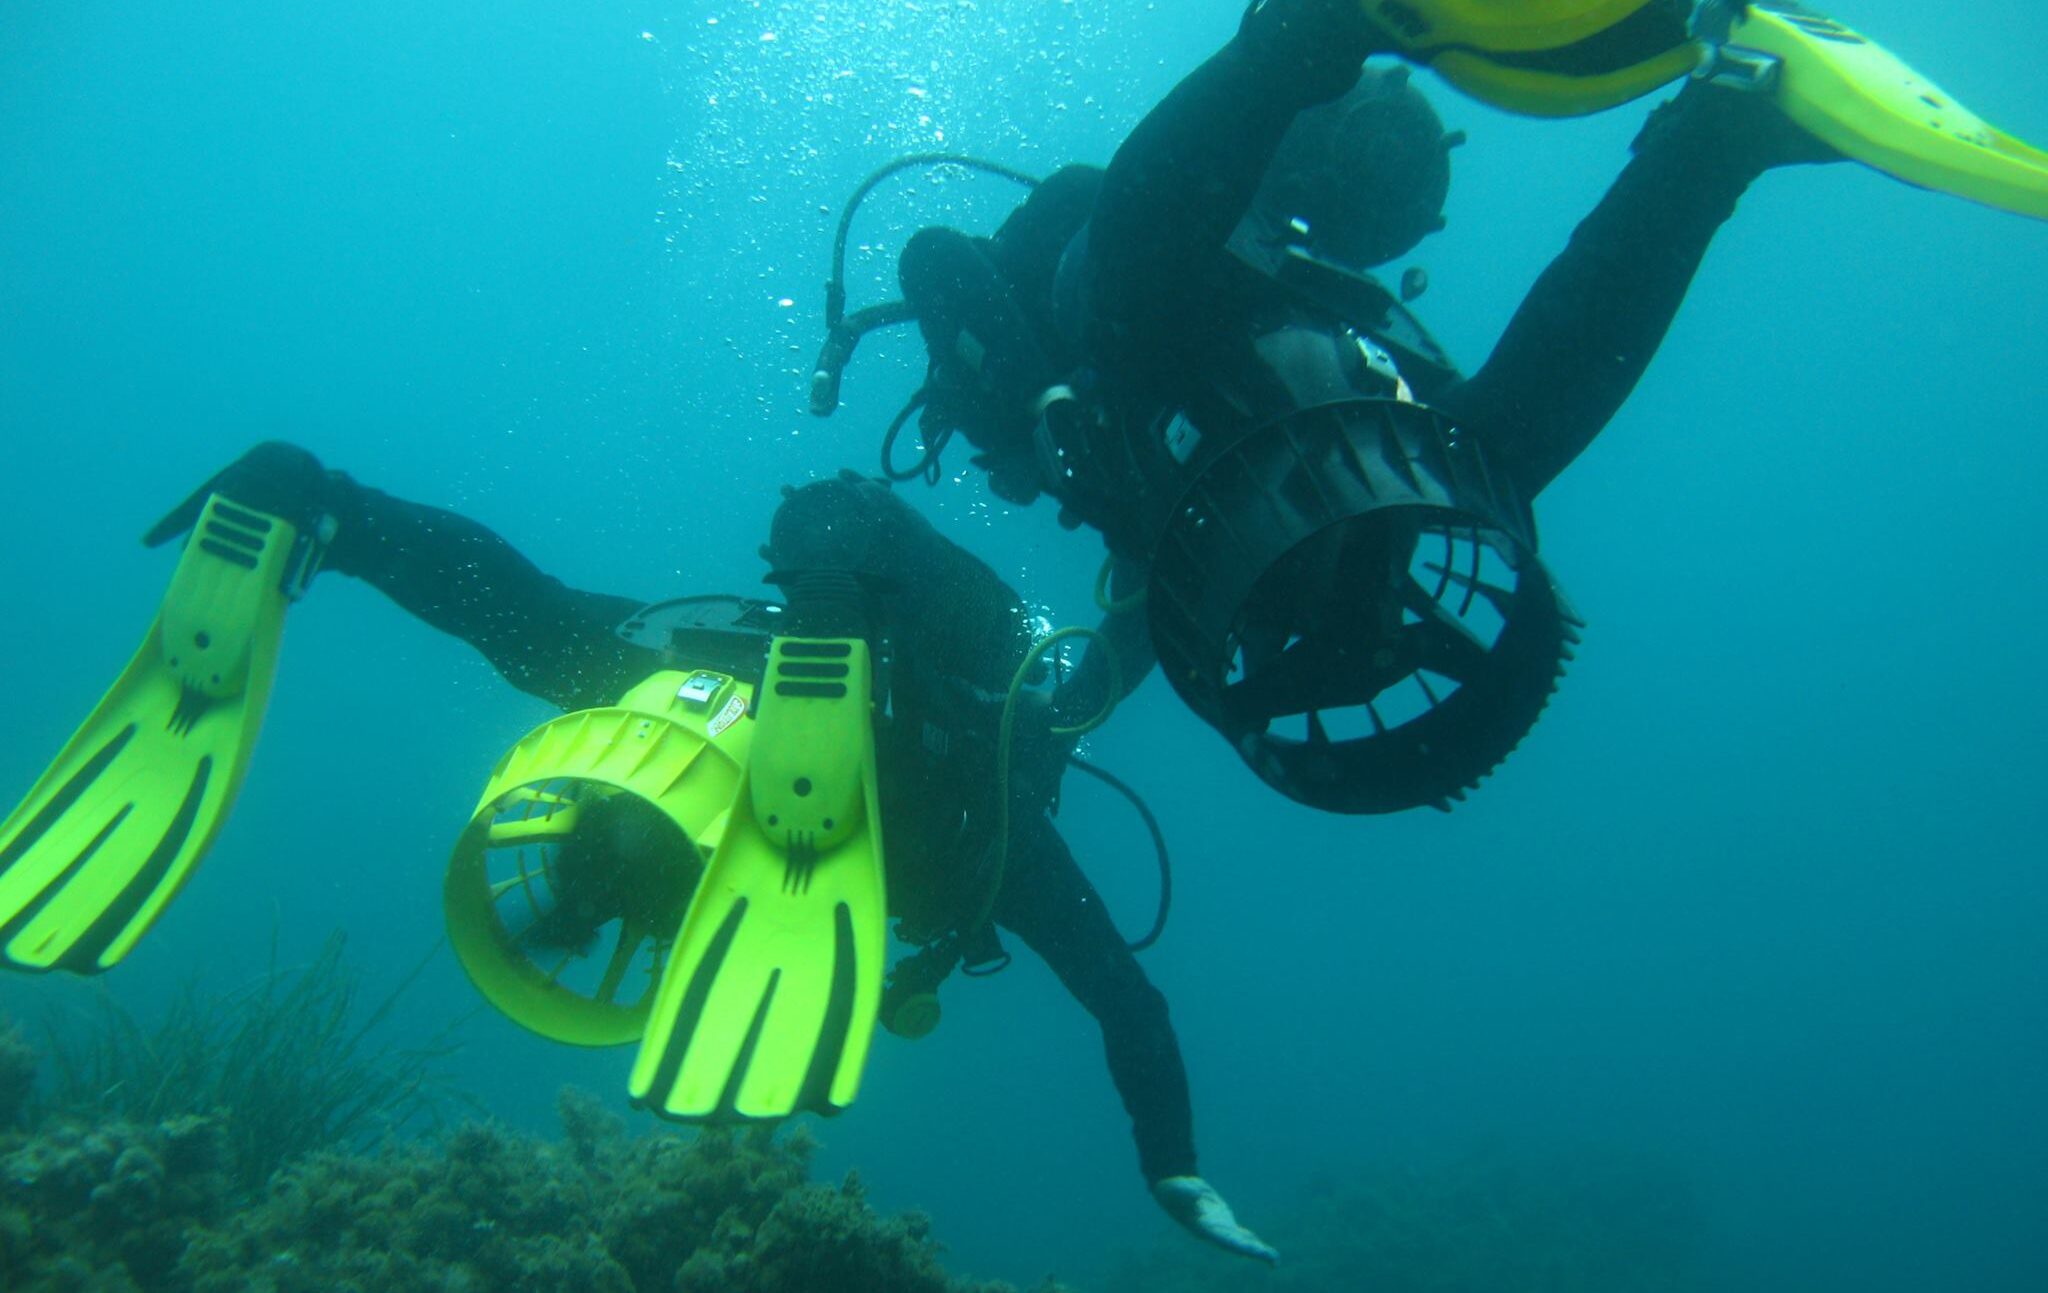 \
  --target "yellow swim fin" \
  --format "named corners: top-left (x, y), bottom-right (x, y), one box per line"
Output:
top-left (629, 637), bottom-right (887, 1121)
top-left (0, 495), bottom-right (320, 972)
top-left (1705, 2), bottom-right (2048, 220)
top-left (1374, 1), bottom-right (2048, 216)
top-left (1367, 0), bottom-right (1702, 117)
